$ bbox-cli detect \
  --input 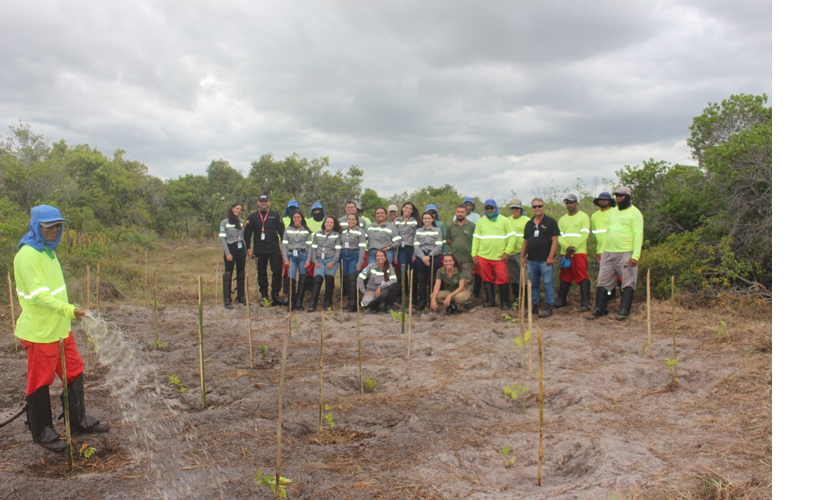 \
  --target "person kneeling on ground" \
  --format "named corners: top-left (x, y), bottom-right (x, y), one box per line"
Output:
top-left (357, 249), bottom-right (399, 313)
top-left (430, 254), bottom-right (470, 314)
top-left (14, 205), bottom-right (109, 452)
